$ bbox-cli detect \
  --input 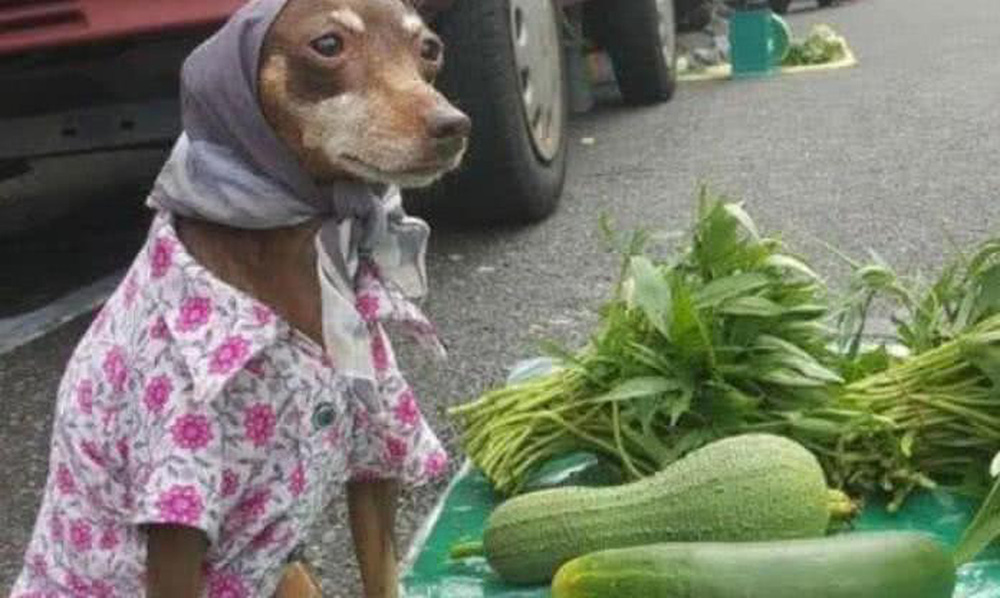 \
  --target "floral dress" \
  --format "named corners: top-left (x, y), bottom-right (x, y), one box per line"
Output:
top-left (10, 213), bottom-right (448, 598)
